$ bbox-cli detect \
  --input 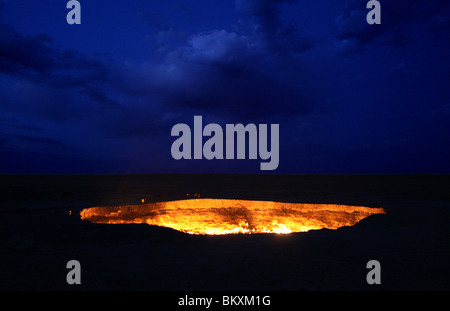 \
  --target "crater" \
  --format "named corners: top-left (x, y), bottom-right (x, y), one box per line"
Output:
top-left (80, 198), bottom-right (385, 235)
